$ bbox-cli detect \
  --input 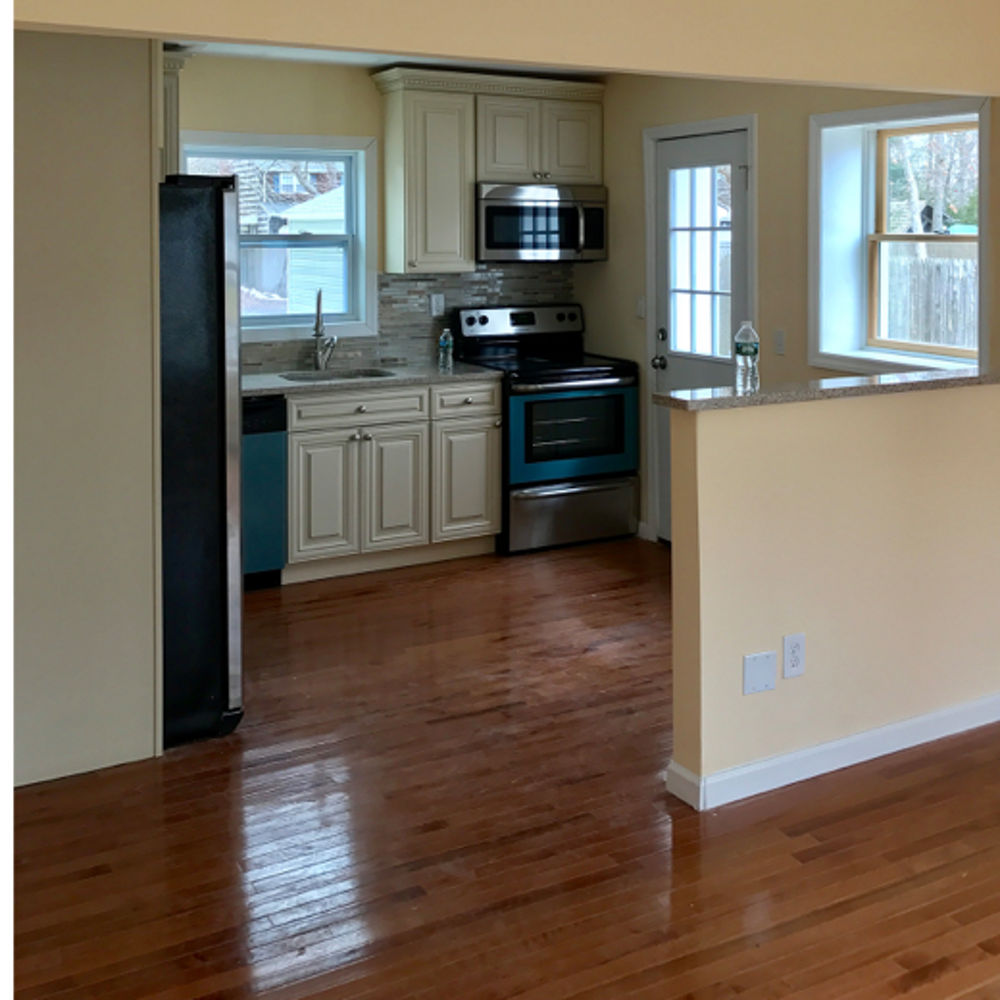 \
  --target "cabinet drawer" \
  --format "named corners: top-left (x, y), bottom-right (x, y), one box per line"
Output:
top-left (289, 387), bottom-right (429, 430)
top-left (431, 381), bottom-right (501, 418)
